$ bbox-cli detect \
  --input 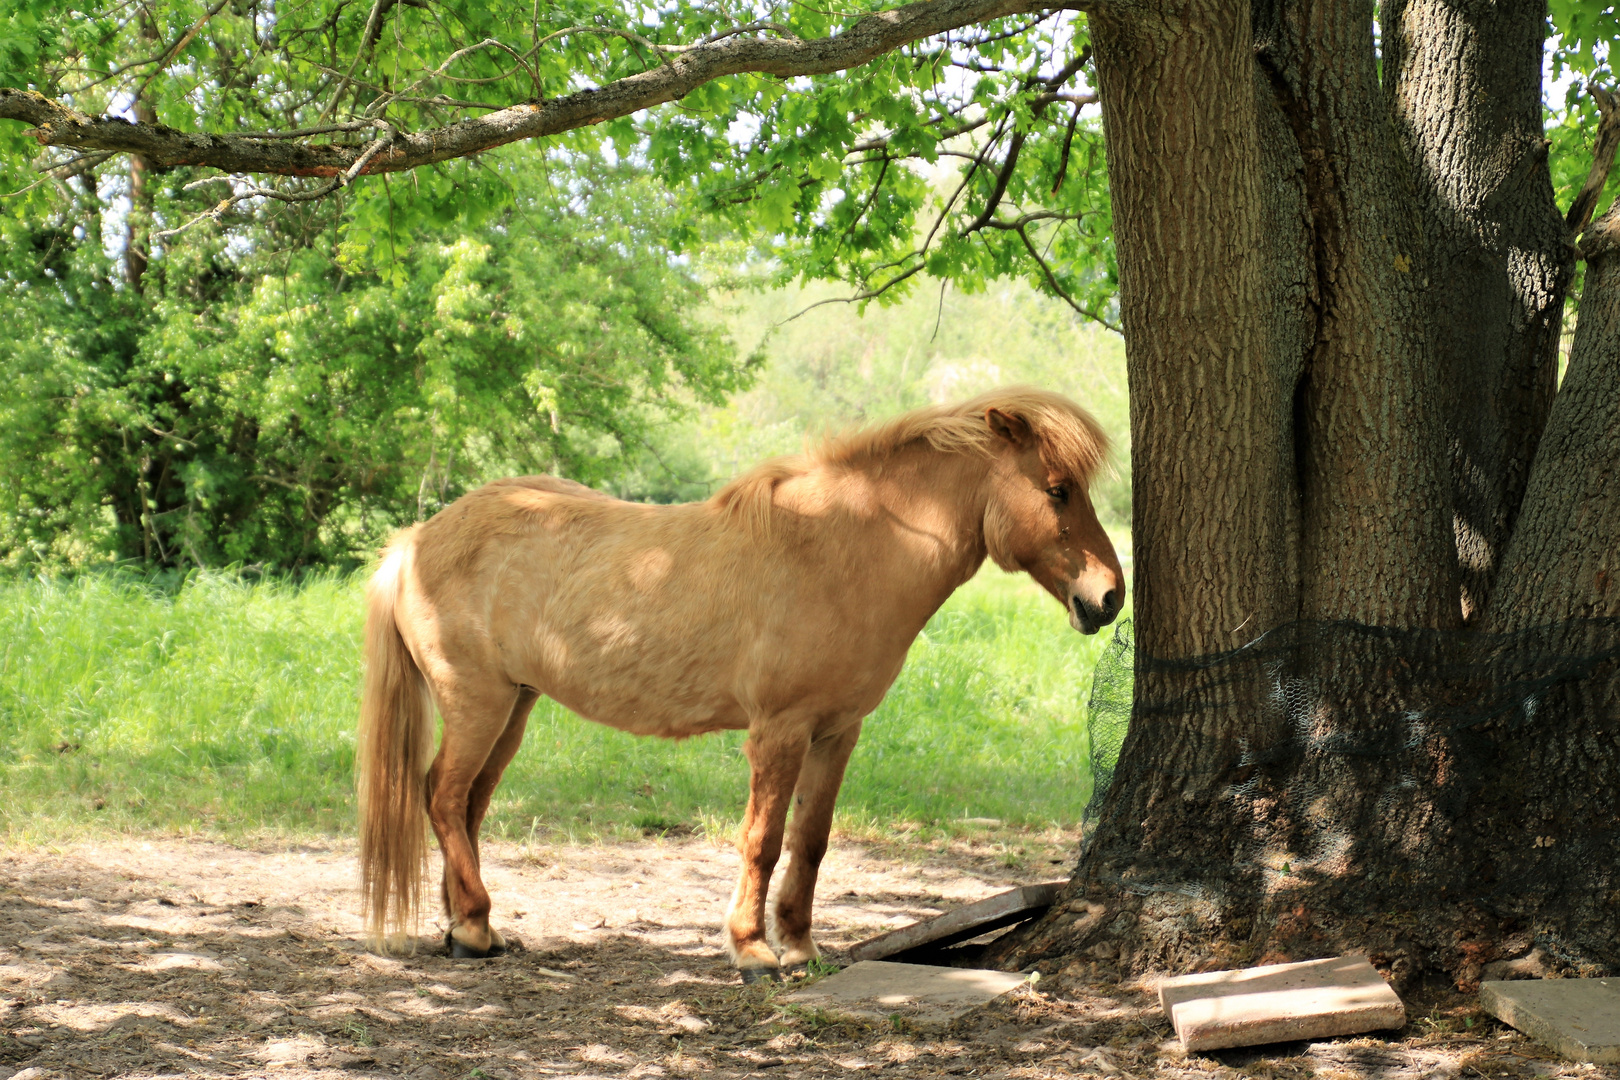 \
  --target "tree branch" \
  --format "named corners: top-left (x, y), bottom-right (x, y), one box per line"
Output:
top-left (1, 0), bottom-right (1053, 180)
top-left (1012, 221), bottom-right (1120, 332)
top-left (1567, 83), bottom-right (1620, 237)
